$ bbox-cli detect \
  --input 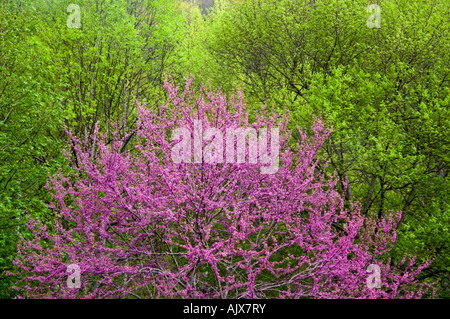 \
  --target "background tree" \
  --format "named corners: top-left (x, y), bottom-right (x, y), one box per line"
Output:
top-left (36, 0), bottom-right (184, 143)
top-left (0, 0), bottom-right (68, 298)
